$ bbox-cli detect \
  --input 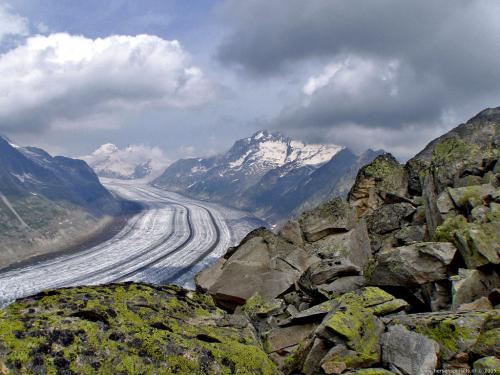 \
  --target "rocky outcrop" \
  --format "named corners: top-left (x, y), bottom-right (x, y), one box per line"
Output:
top-left (194, 107), bottom-right (500, 374)
top-left (203, 228), bottom-right (319, 310)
